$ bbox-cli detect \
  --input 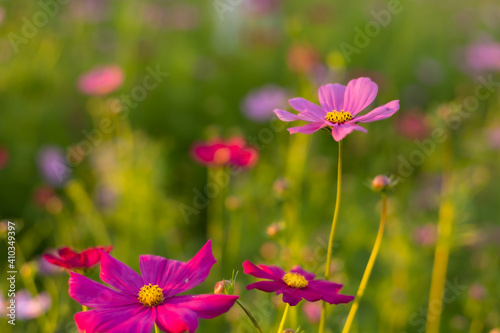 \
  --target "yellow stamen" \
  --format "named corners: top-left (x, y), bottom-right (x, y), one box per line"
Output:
top-left (325, 110), bottom-right (353, 124)
top-left (138, 284), bottom-right (164, 307)
top-left (283, 272), bottom-right (308, 289)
